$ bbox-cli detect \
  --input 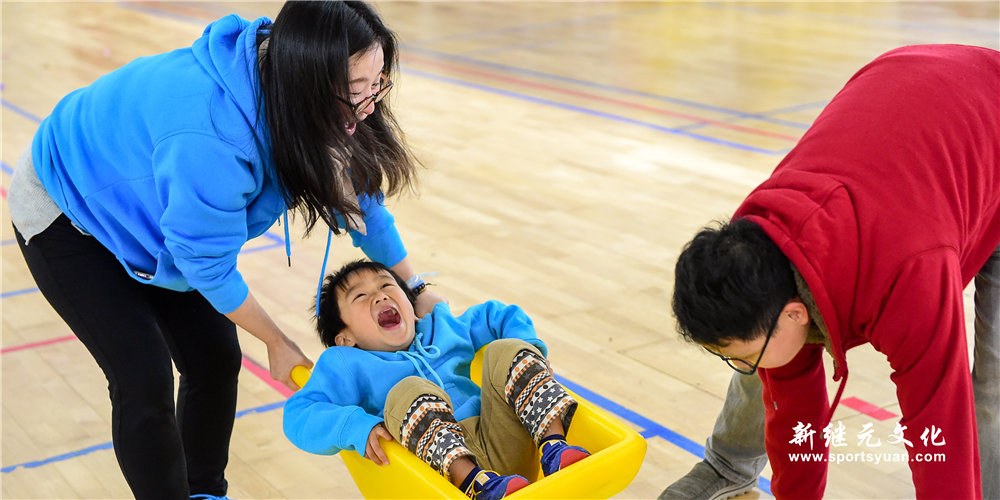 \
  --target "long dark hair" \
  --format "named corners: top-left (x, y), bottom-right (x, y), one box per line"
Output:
top-left (258, 1), bottom-right (417, 235)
